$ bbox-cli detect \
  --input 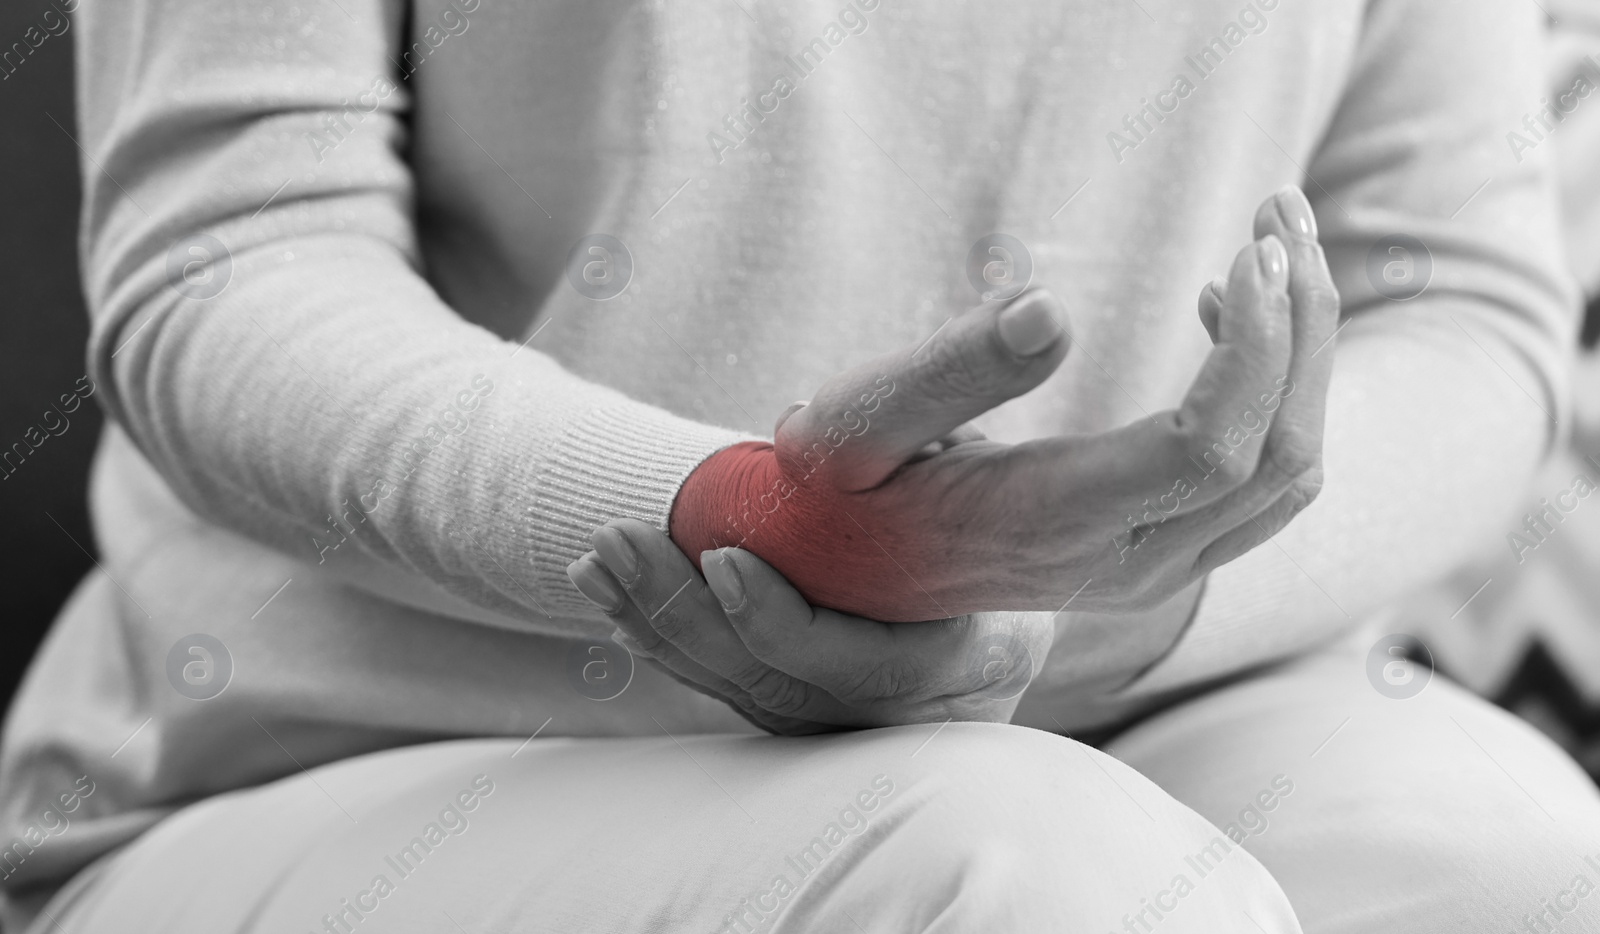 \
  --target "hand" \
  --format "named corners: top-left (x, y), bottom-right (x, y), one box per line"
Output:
top-left (567, 519), bottom-right (1052, 734)
top-left (669, 186), bottom-right (1339, 621)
